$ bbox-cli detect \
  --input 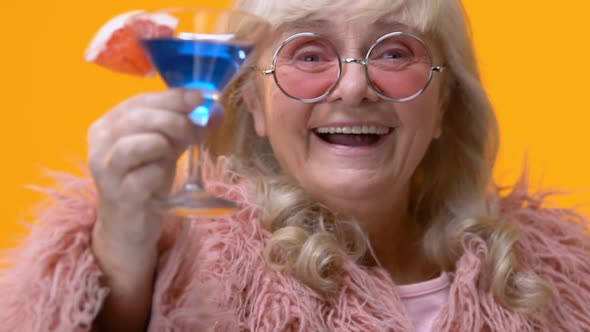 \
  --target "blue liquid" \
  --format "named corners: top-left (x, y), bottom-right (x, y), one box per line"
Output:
top-left (141, 38), bottom-right (254, 125)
